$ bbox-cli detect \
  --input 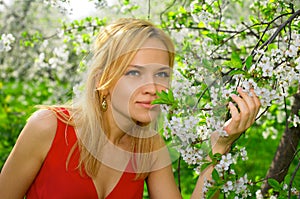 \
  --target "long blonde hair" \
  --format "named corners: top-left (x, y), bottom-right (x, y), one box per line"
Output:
top-left (52, 18), bottom-right (175, 178)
